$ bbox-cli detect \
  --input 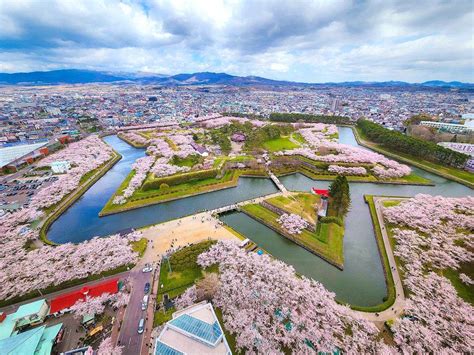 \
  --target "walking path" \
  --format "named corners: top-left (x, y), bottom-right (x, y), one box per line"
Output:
top-left (350, 196), bottom-right (406, 322)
